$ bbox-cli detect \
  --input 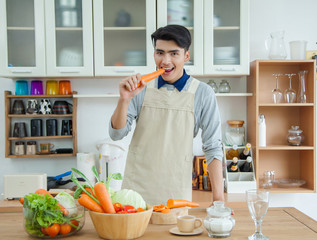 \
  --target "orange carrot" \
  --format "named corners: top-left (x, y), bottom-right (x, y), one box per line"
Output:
top-left (19, 197), bottom-right (24, 205)
top-left (84, 187), bottom-right (96, 198)
top-left (161, 208), bottom-right (171, 213)
top-left (35, 188), bottom-right (68, 215)
top-left (167, 199), bottom-right (200, 209)
top-left (78, 194), bottom-right (104, 213)
top-left (94, 182), bottom-right (116, 214)
top-left (136, 68), bottom-right (165, 88)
